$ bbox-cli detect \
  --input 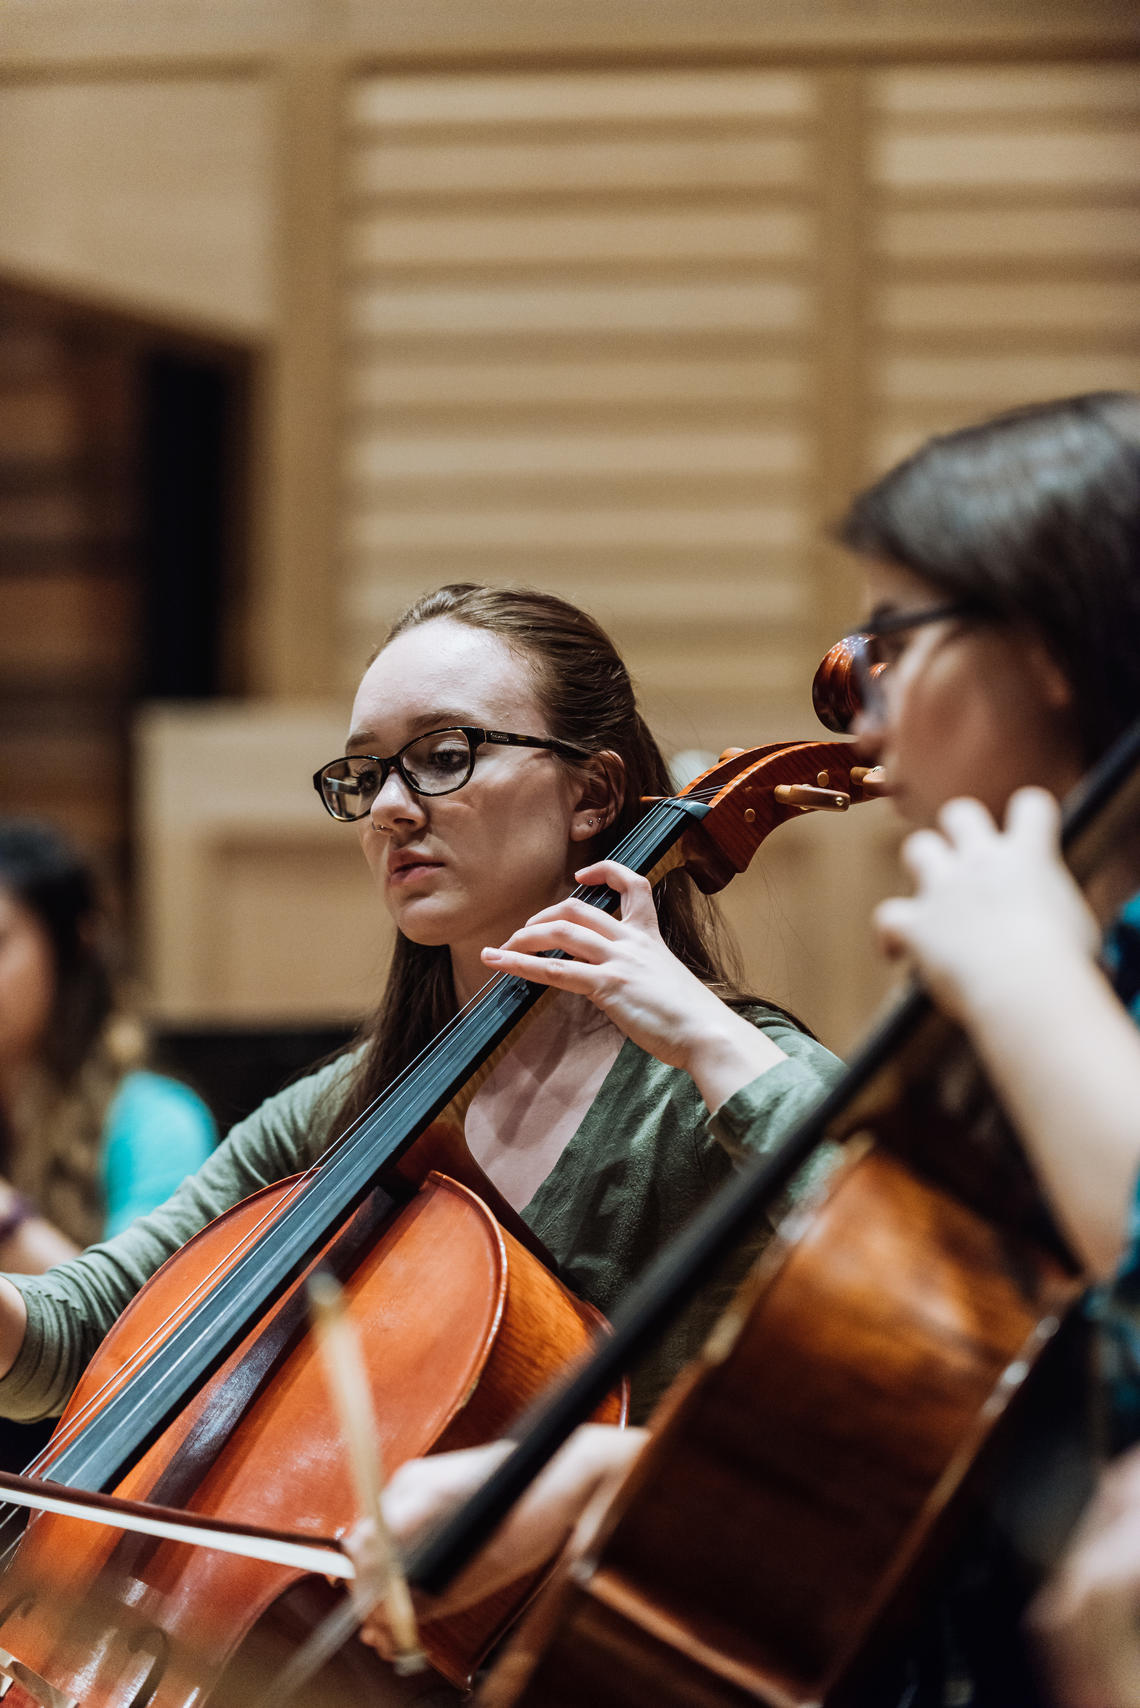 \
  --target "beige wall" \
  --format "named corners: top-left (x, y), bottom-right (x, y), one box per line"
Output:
top-left (0, 76), bottom-right (274, 338)
top-left (2, 0), bottom-right (1137, 1050)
